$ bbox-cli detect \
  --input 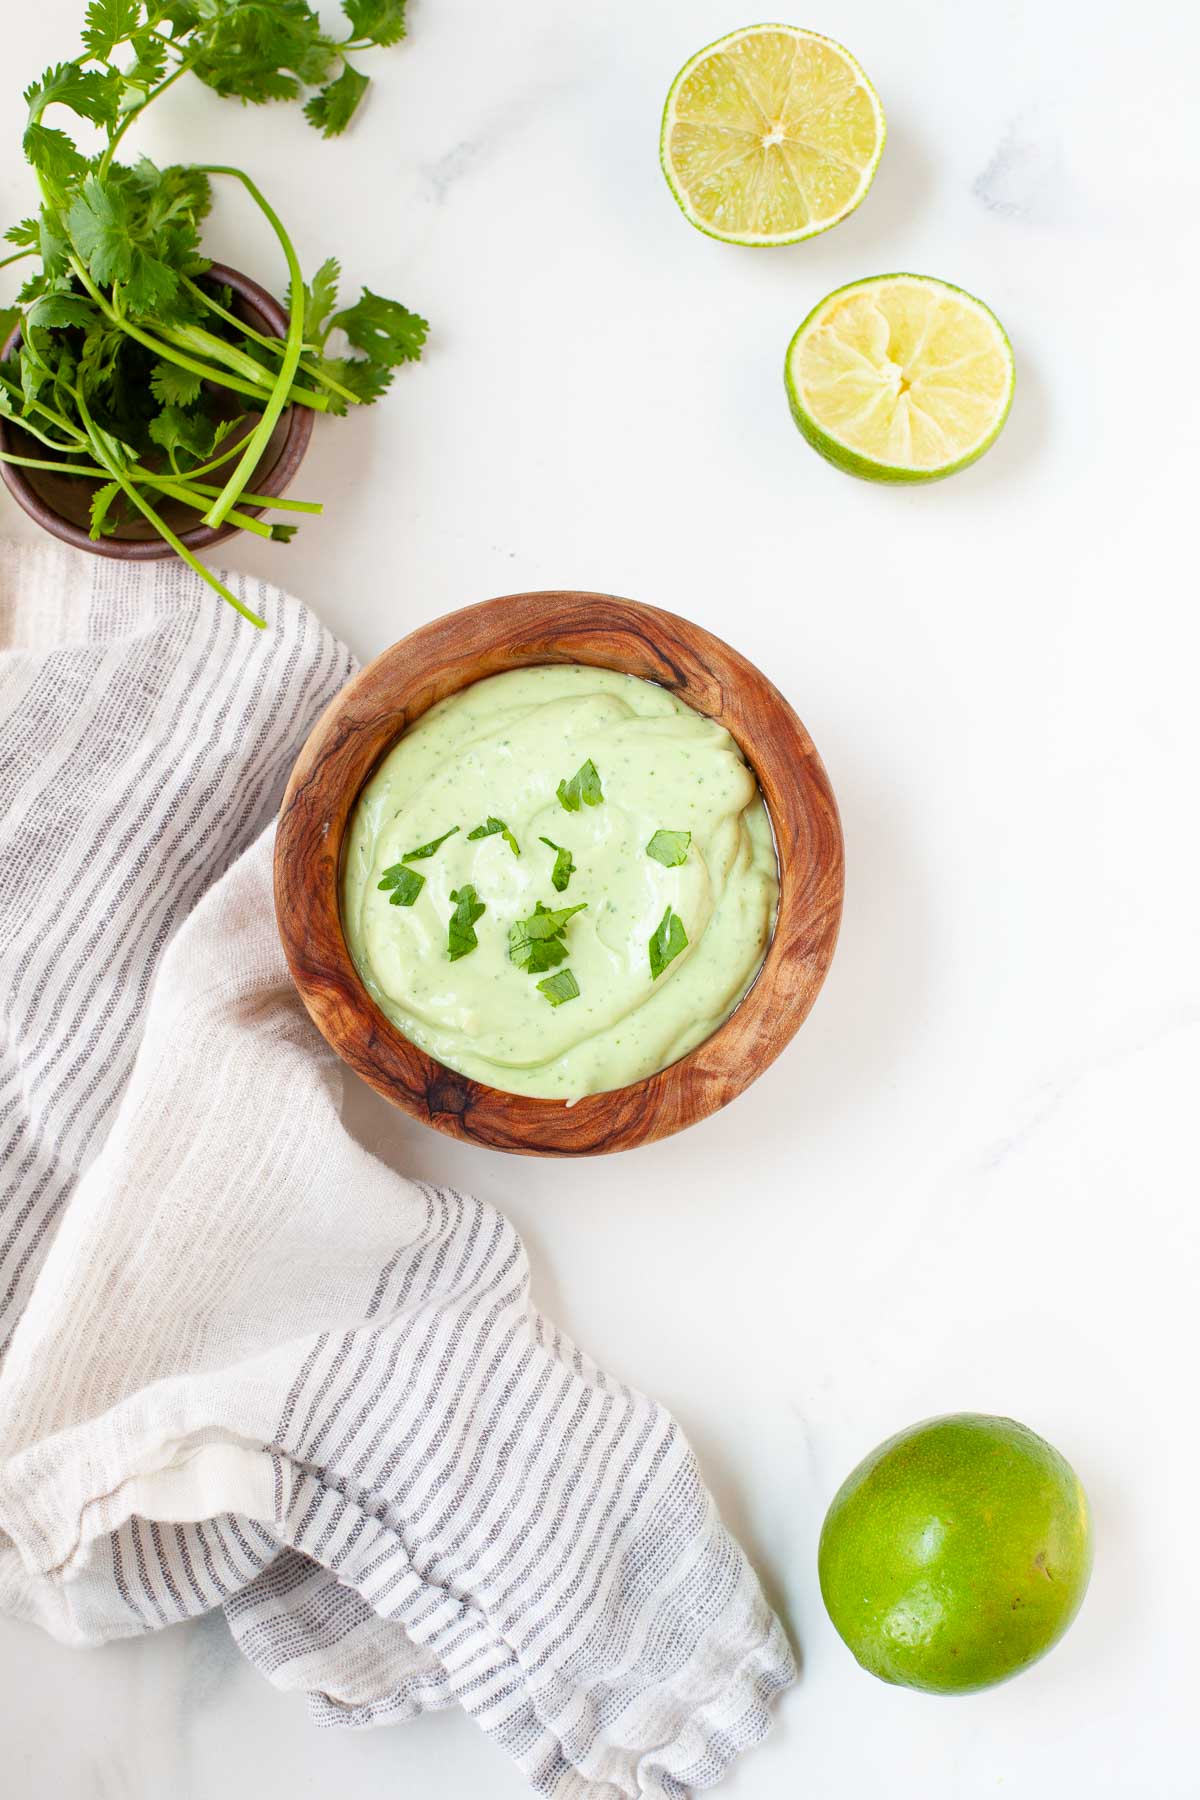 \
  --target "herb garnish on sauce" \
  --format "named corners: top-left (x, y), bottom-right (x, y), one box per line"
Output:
top-left (538, 837), bottom-right (576, 892)
top-left (649, 906), bottom-right (688, 980)
top-left (537, 969), bottom-right (580, 1007)
top-left (447, 885), bottom-right (486, 961)
top-left (402, 826), bottom-right (459, 861)
top-left (508, 901), bottom-right (587, 974)
top-left (556, 760), bottom-right (603, 812)
top-left (468, 817), bottom-right (520, 855)
top-left (377, 863), bottom-right (425, 906)
top-left (646, 829), bottom-right (691, 868)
